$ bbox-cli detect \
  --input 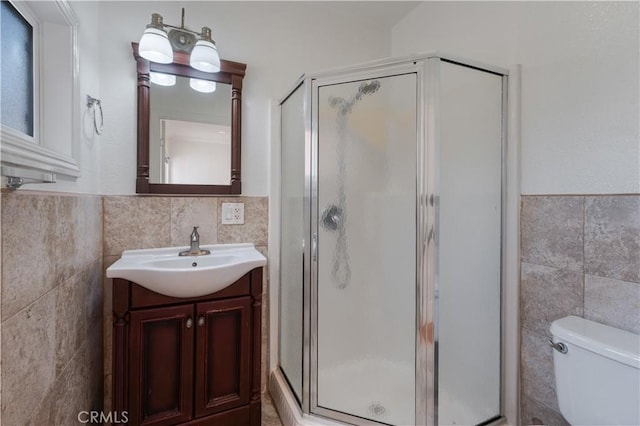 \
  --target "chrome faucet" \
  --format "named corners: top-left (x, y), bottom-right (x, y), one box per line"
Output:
top-left (179, 226), bottom-right (211, 256)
